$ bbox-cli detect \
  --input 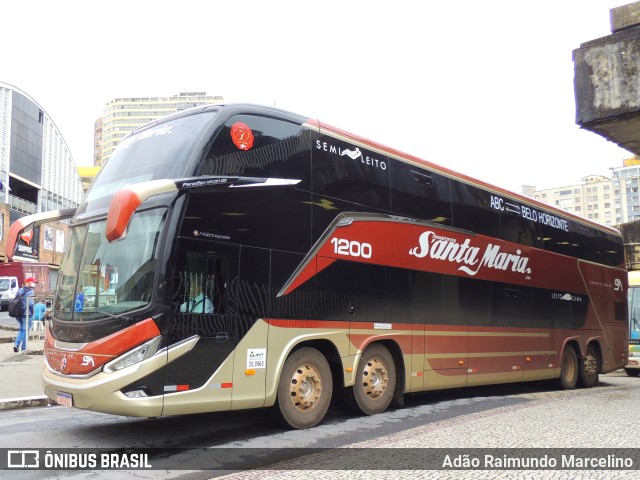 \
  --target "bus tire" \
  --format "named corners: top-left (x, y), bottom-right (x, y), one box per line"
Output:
top-left (578, 343), bottom-right (599, 388)
top-left (276, 347), bottom-right (332, 429)
top-left (349, 343), bottom-right (396, 416)
top-left (625, 368), bottom-right (640, 377)
top-left (558, 345), bottom-right (579, 390)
